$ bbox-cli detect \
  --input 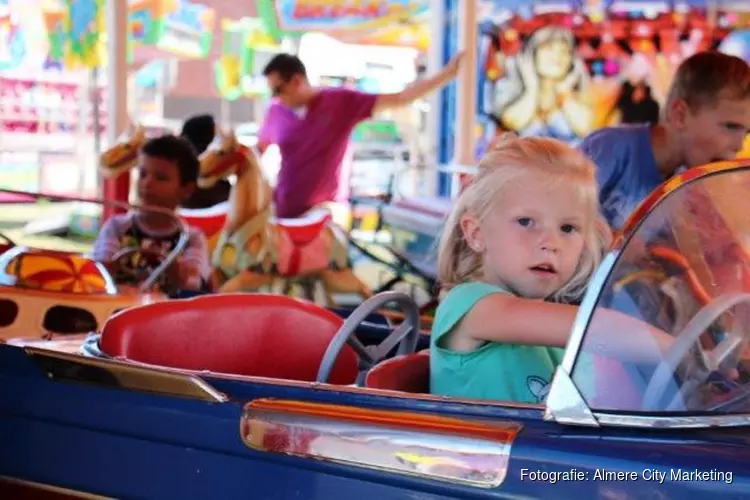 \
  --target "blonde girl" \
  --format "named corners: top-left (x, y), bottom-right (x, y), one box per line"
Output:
top-left (430, 135), bottom-right (614, 404)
